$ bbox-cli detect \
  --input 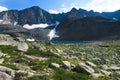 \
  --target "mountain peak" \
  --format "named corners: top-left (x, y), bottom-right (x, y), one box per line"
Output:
top-left (70, 8), bottom-right (78, 12)
top-left (29, 6), bottom-right (41, 9)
